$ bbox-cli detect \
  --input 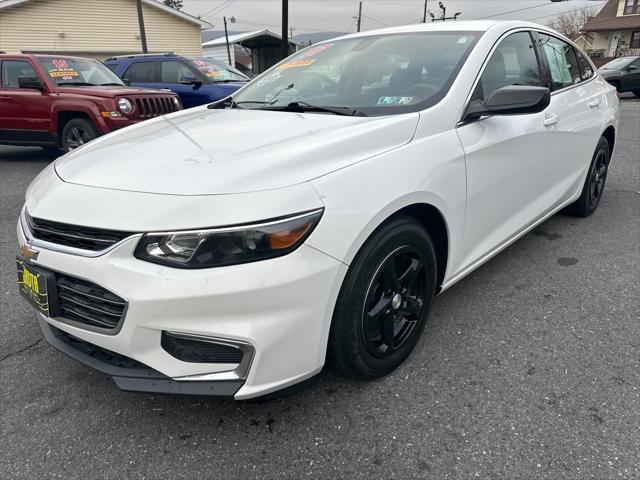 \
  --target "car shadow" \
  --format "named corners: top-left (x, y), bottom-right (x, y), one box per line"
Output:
top-left (0, 146), bottom-right (61, 163)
